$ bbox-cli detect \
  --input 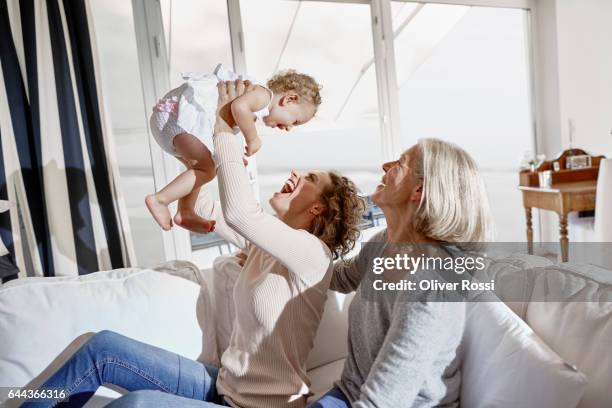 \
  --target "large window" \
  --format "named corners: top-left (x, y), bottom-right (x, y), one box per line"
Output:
top-left (391, 2), bottom-right (534, 240)
top-left (160, 0), bottom-right (234, 88)
top-left (239, 0), bottom-right (385, 212)
top-left (90, 0), bottom-right (536, 269)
